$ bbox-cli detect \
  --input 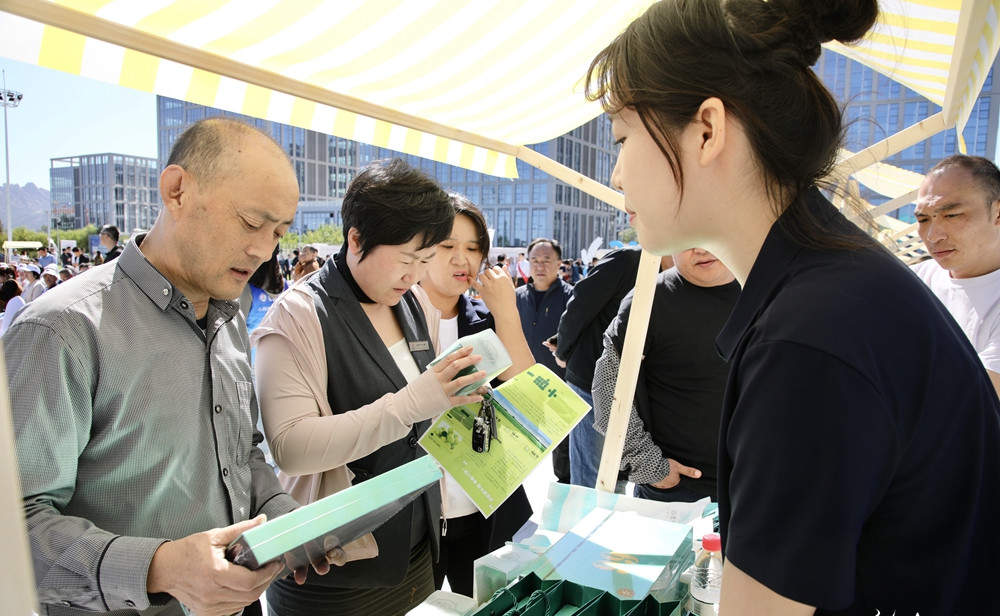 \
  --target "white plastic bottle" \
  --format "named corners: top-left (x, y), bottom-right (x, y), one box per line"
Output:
top-left (690, 532), bottom-right (723, 605)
